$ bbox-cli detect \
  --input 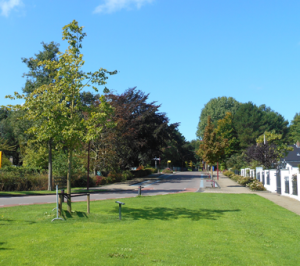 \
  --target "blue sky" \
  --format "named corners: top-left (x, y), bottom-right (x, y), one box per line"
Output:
top-left (1, 0), bottom-right (300, 141)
